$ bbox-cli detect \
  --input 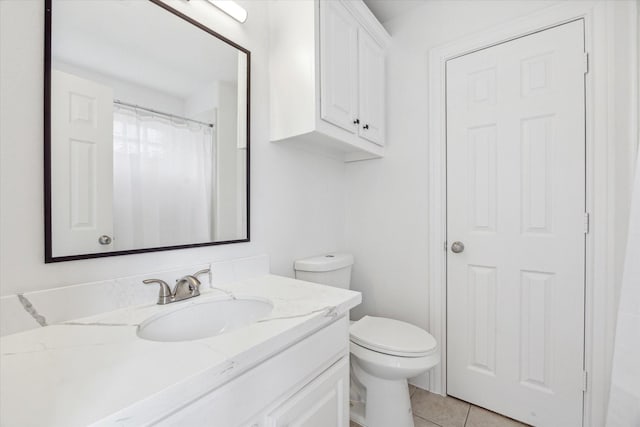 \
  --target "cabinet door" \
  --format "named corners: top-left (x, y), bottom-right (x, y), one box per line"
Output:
top-left (319, 0), bottom-right (359, 133)
top-left (357, 29), bottom-right (385, 145)
top-left (264, 358), bottom-right (349, 427)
